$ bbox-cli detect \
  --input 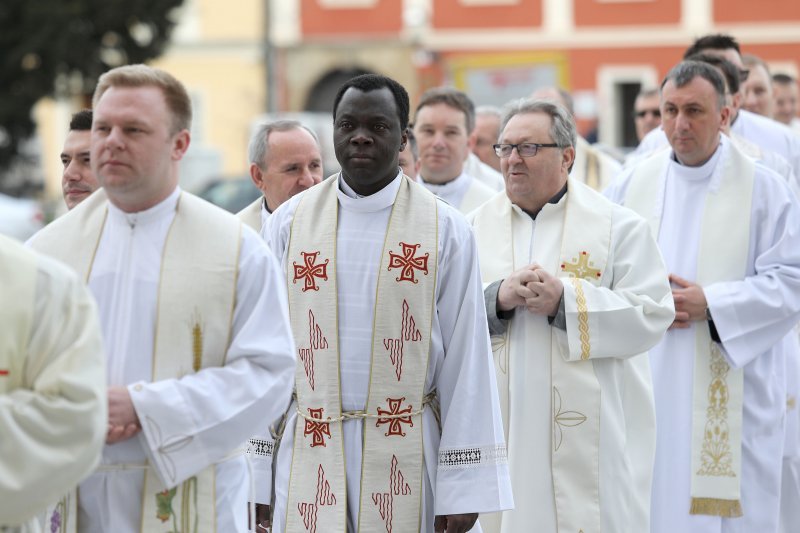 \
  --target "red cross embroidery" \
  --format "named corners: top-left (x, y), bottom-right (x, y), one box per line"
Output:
top-left (375, 397), bottom-right (414, 437)
top-left (304, 407), bottom-right (332, 447)
top-left (372, 455), bottom-right (411, 533)
top-left (297, 464), bottom-right (337, 533)
top-left (387, 242), bottom-right (428, 283)
top-left (293, 251), bottom-right (329, 292)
